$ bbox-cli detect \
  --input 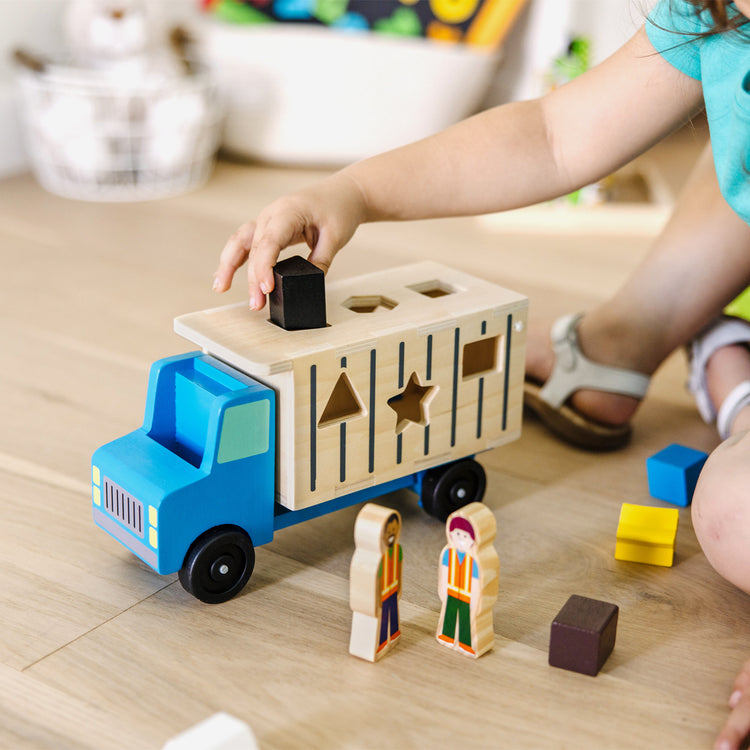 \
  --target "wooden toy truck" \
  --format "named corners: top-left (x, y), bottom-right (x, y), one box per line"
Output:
top-left (92, 261), bottom-right (527, 603)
